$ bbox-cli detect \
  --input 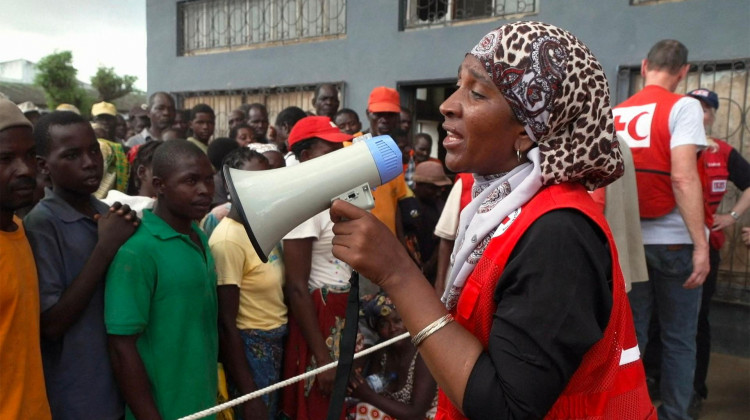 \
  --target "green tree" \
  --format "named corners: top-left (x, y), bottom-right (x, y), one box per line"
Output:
top-left (90, 66), bottom-right (137, 102)
top-left (34, 51), bottom-right (90, 112)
